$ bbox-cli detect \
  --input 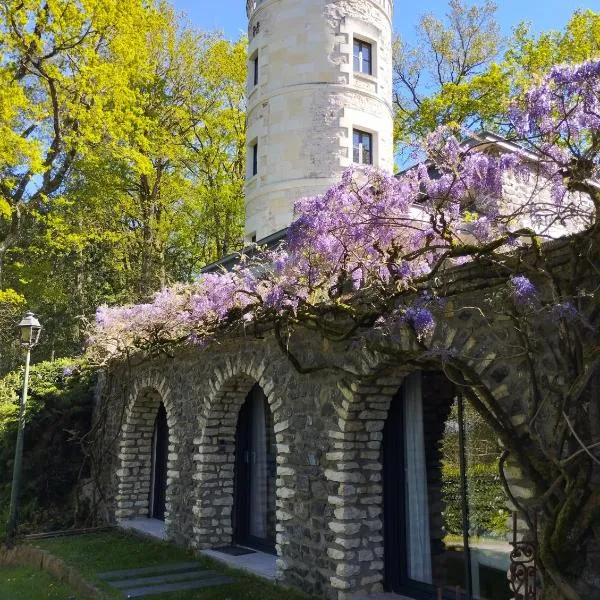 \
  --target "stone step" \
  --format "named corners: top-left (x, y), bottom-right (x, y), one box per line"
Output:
top-left (123, 575), bottom-right (235, 598)
top-left (98, 562), bottom-right (200, 580)
top-left (109, 569), bottom-right (217, 589)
